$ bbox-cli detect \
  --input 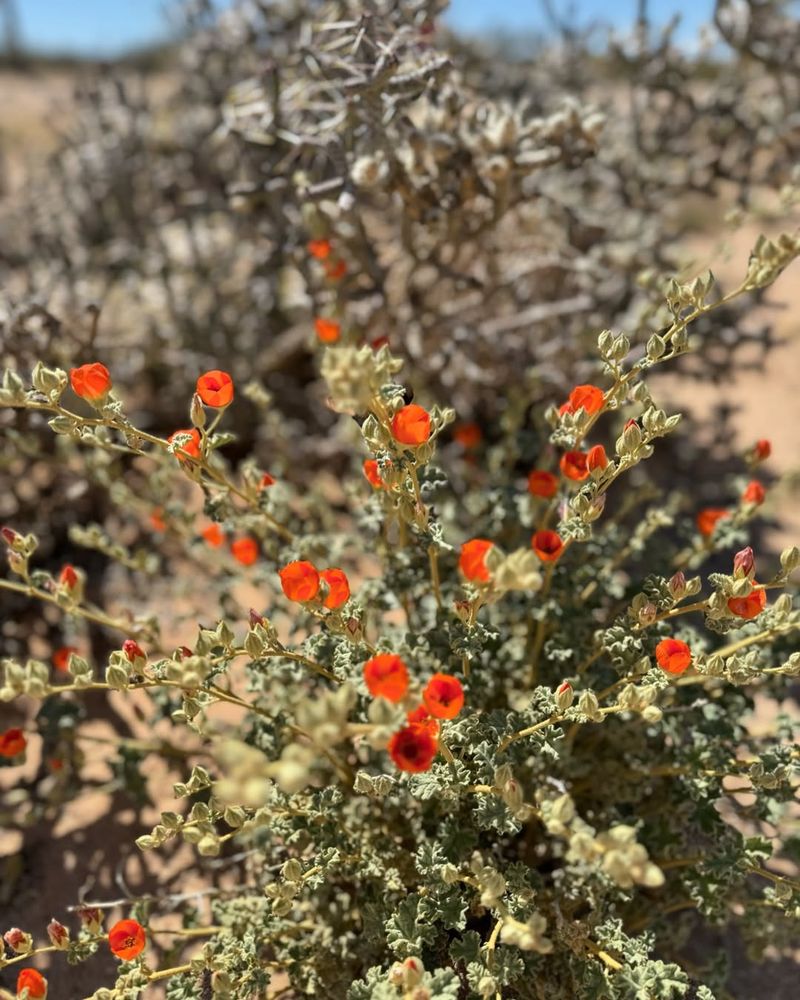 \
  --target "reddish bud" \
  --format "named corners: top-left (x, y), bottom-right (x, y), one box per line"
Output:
top-left (314, 318), bottom-right (341, 344)
top-left (741, 480), bottom-right (766, 506)
top-left (249, 609), bottom-right (265, 627)
top-left (47, 919), bottom-right (70, 949)
top-left (122, 639), bottom-right (145, 663)
top-left (733, 546), bottom-right (755, 579)
top-left (0, 728), bottom-right (27, 759)
top-left (587, 444), bottom-right (609, 473)
top-left (3, 927), bottom-right (32, 953)
top-left (77, 907), bottom-right (103, 934)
